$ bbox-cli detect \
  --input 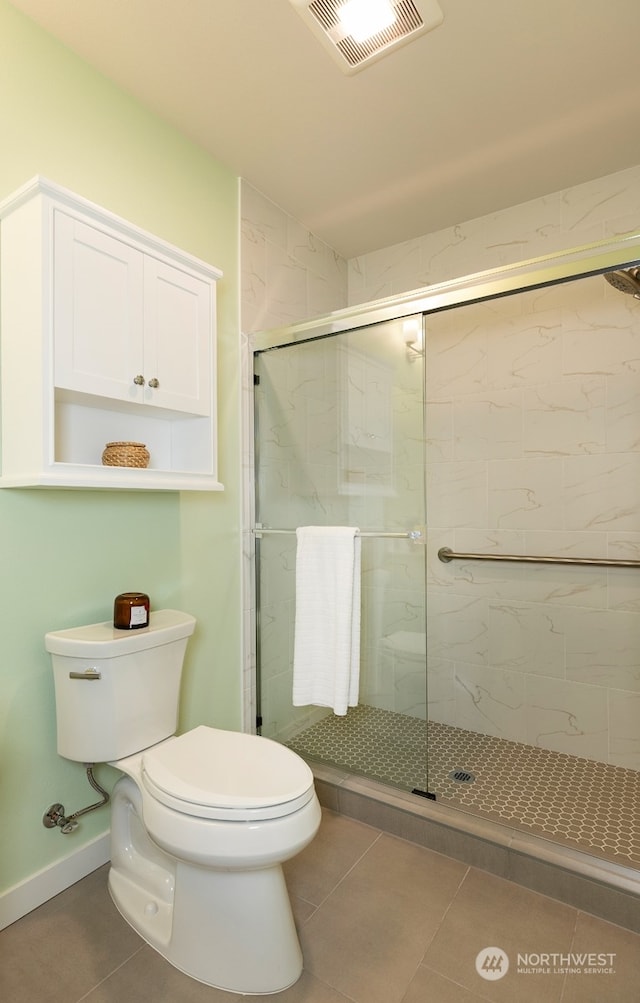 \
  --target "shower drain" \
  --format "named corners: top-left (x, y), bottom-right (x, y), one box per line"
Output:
top-left (449, 769), bottom-right (476, 784)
